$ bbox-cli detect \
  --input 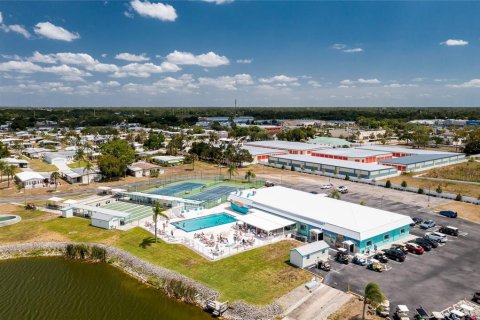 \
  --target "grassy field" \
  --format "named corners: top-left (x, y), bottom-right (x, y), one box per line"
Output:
top-left (434, 202), bottom-right (480, 224)
top-left (27, 159), bottom-right (57, 172)
top-left (423, 161), bottom-right (480, 183)
top-left (386, 173), bottom-right (480, 198)
top-left (68, 160), bottom-right (90, 169)
top-left (0, 213), bottom-right (310, 304)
